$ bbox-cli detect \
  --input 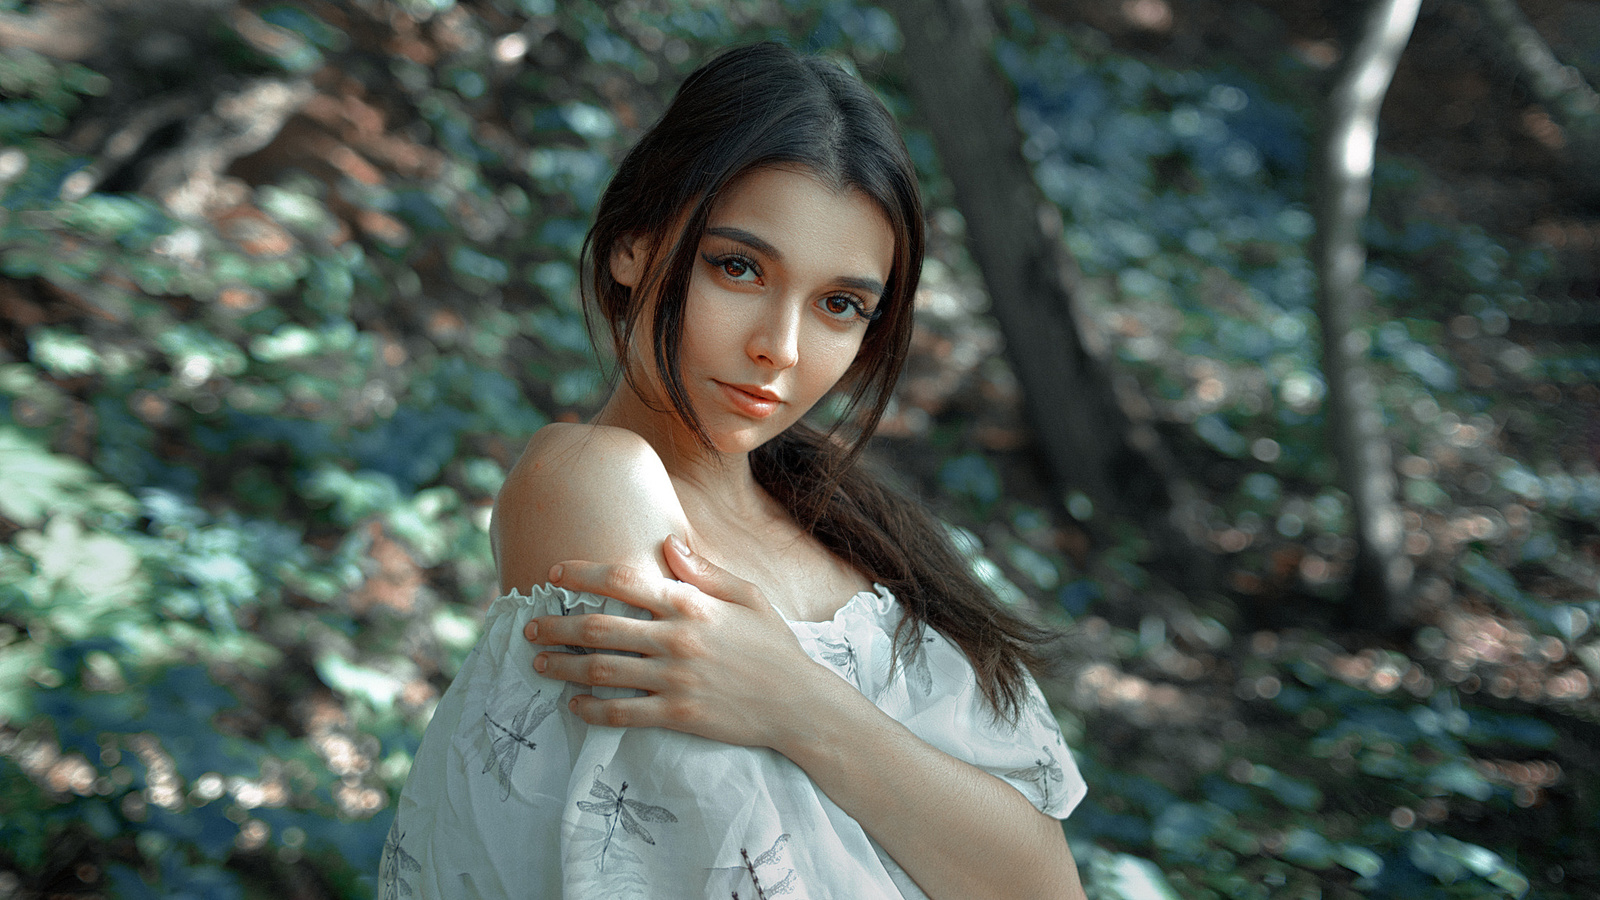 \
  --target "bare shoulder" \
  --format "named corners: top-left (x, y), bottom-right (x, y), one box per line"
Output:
top-left (491, 423), bottom-right (689, 594)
